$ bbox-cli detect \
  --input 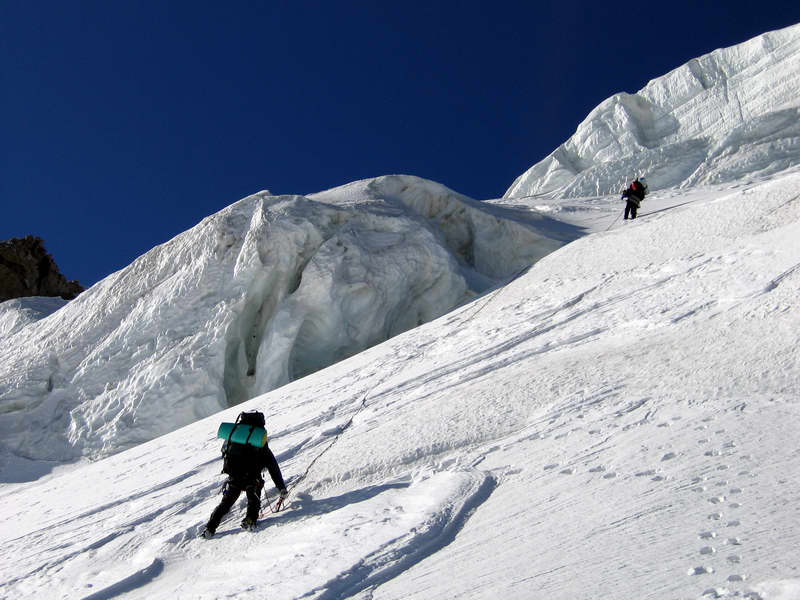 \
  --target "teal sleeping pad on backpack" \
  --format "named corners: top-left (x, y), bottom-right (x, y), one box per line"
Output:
top-left (217, 422), bottom-right (268, 447)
